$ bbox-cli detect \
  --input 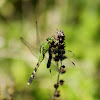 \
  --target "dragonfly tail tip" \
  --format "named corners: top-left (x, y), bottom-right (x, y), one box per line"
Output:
top-left (27, 82), bottom-right (30, 85)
